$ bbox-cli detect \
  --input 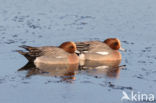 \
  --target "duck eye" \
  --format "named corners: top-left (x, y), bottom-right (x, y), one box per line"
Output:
top-left (69, 46), bottom-right (74, 49)
top-left (114, 42), bottom-right (118, 46)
